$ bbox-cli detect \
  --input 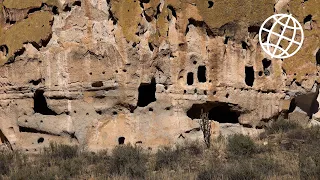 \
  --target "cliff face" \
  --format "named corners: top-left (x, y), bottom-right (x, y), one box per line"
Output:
top-left (0, 0), bottom-right (319, 151)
